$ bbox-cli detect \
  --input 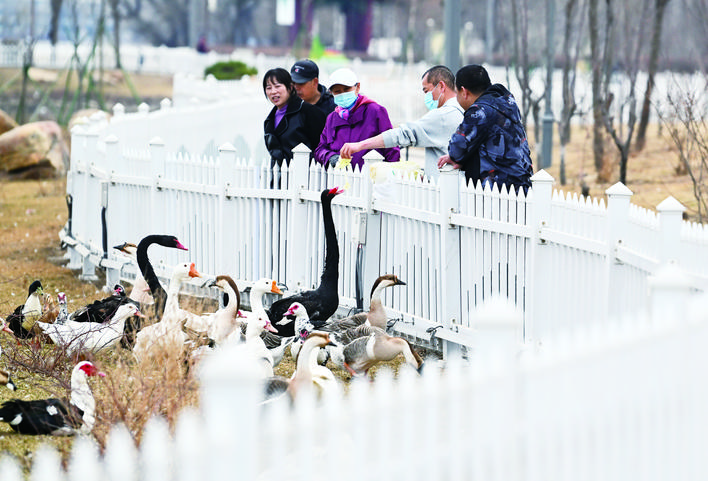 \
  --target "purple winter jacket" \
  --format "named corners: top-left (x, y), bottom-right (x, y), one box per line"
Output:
top-left (314, 95), bottom-right (400, 170)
